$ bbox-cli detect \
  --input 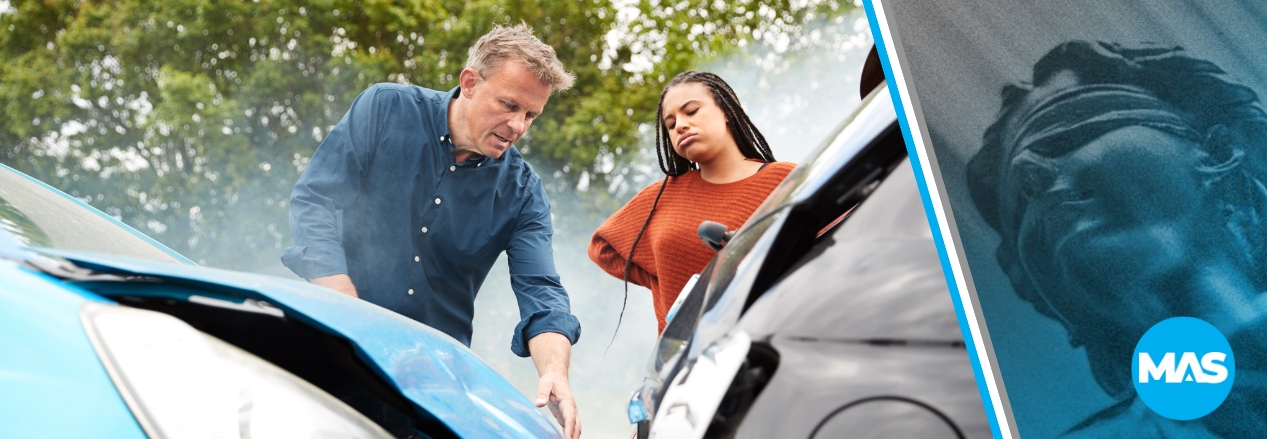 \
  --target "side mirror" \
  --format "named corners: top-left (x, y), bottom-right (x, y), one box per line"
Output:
top-left (860, 45), bottom-right (885, 99)
top-left (698, 221), bottom-right (733, 251)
